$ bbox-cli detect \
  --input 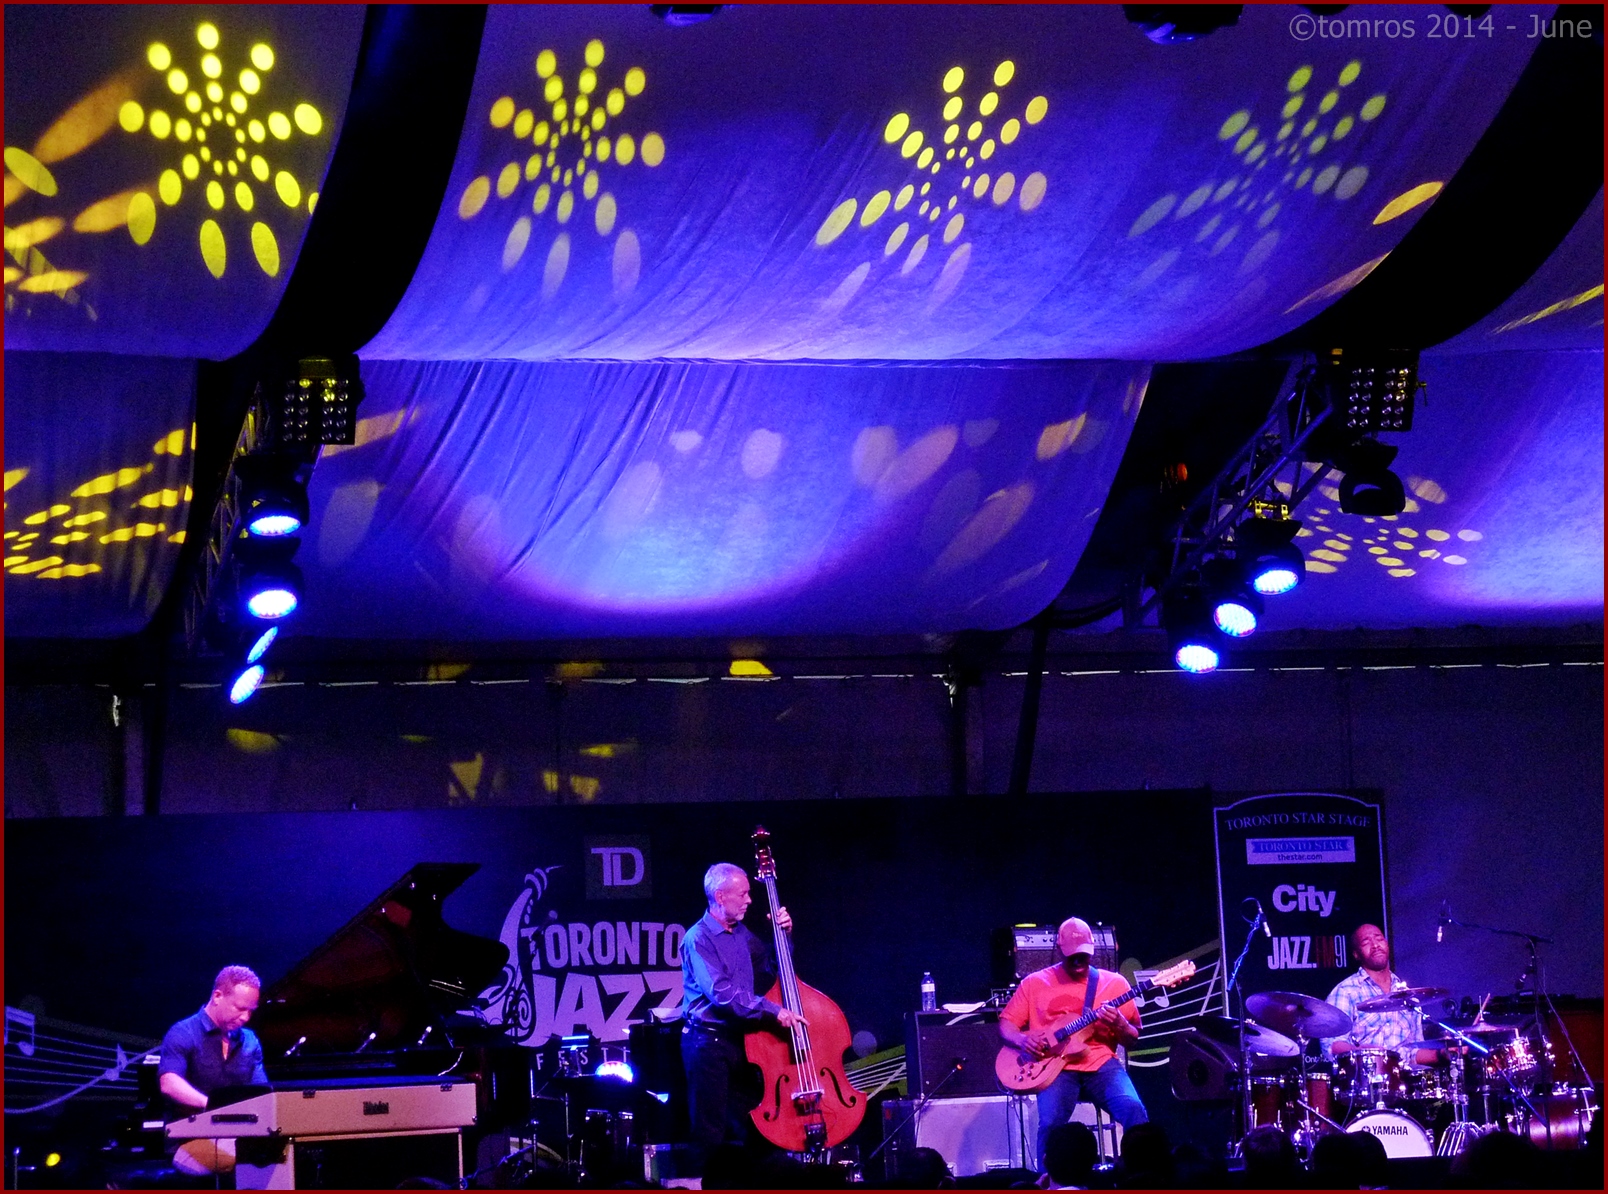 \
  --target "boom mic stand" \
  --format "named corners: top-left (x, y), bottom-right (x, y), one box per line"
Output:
top-left (1442, 909), bottom-right (1590, 1147)
top-left (863, 1058), bottom-right (968, 1180)
top-left (1224, 901), bottom-right (1267, 1162)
